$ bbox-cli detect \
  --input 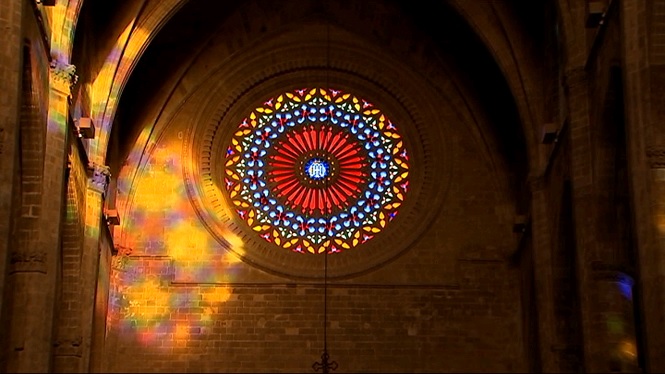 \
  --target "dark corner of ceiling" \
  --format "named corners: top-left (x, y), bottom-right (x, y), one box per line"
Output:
top-left (394, 1), bottom-right (537, 198)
